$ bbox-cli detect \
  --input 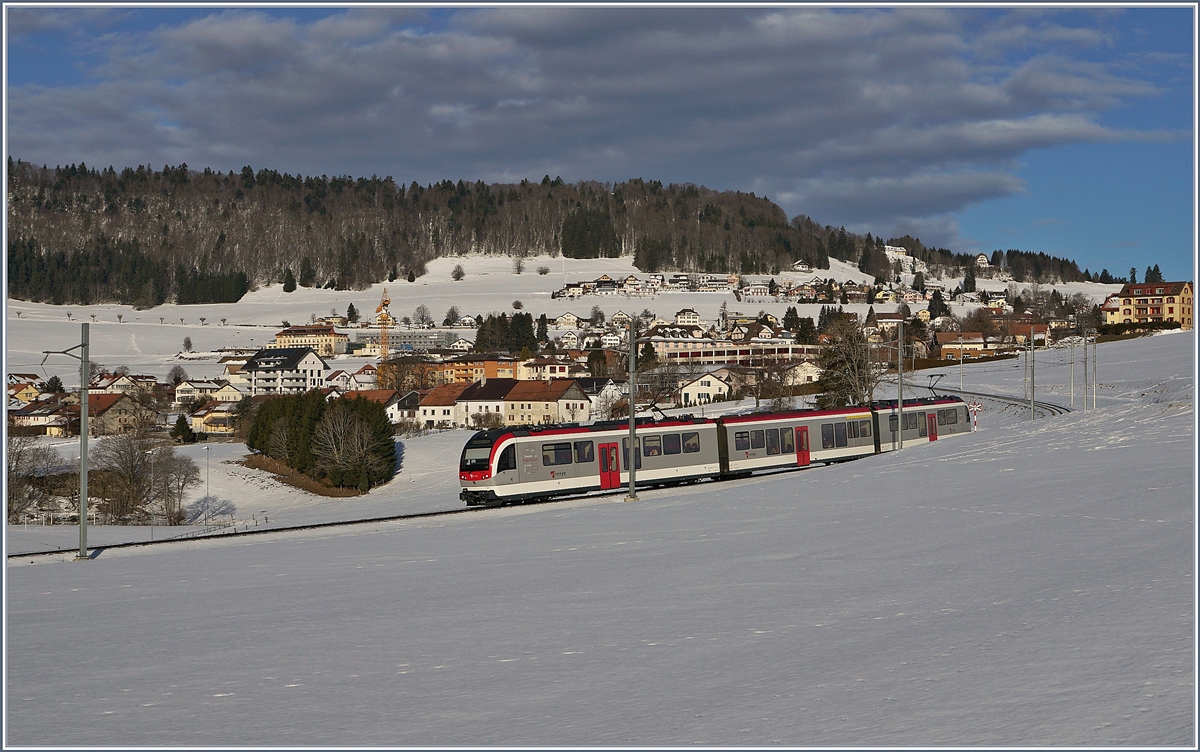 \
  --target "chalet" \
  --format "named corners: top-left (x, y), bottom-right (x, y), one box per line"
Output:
top-left (449, 338), bottom-right (475, 352)
top-left (89, 373), bottom-right (157, 395)
top-left (518, 358), bottom-right (588, 381)
top-left (679, 373), bottom-right (729, 406)
top-left (744, 282), bottom-right (771, 298)
top-left (8, 382), bottom-right (41, 404)
top-left (189, 402), bottom-right (238, 436)
top-left (325, 370), bottom-right (353, 390)
top-left (503, 379), bottom-right (591, 426)
top-left (174, 380), bottom-right (222, 405)
top-left (781, 361), bottom-right (823, 386)
top-left (555, 312), bottom-right (583, 329)
top-left (558, 330), bottom-right (580, 348)
top-left (351, 363), bottom-right (378, 388)
top-left (457, 315), bottom-right (479, 328)
top-left (212, 383), bottom-right (245, 403)
top-left (674, 308), bottom-right (701, 326)
top-left (243, 347), bottom-right (330, 396)
top-left (609, 310), bottom-right (632, 327)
